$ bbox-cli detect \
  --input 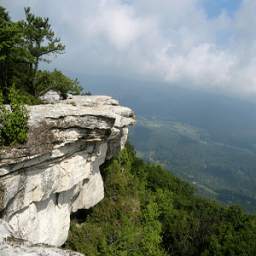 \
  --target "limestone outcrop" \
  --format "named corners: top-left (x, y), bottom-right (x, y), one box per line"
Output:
top-left (0, 95), bottom-right (135, 248)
